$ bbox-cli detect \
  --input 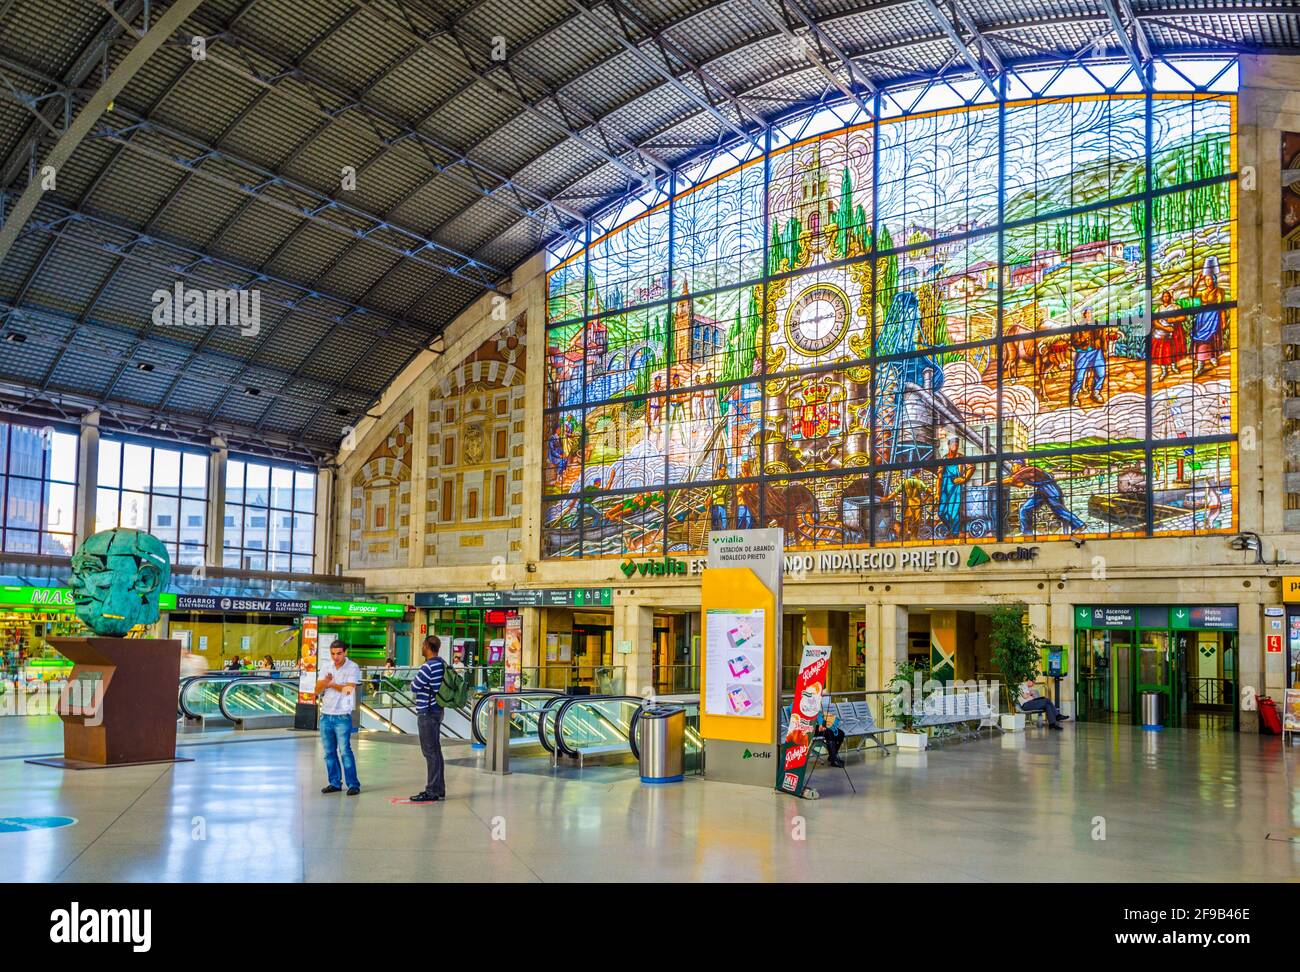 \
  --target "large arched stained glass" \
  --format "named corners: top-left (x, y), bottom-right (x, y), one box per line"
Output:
top-left (544, 88), bottom-right (1237, 560)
